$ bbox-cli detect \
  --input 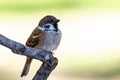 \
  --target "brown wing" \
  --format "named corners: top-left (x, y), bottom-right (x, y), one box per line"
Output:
top-left (25, 27), bottom-right (43, 47)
